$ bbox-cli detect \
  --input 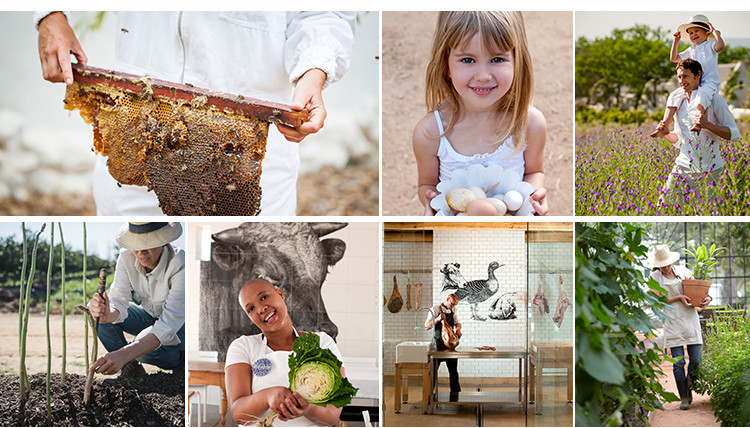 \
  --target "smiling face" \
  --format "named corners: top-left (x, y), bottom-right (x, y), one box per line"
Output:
top-left (239, 279), bottom-right (290, 332)
top-left (677, 66), bottom-right (701, 93)
top-left (133, 246), bottom-right (163, 272)
top-left (686, 26), bottom-right (709, 45)
top-left (447, 32), bottom-right (515, 112)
